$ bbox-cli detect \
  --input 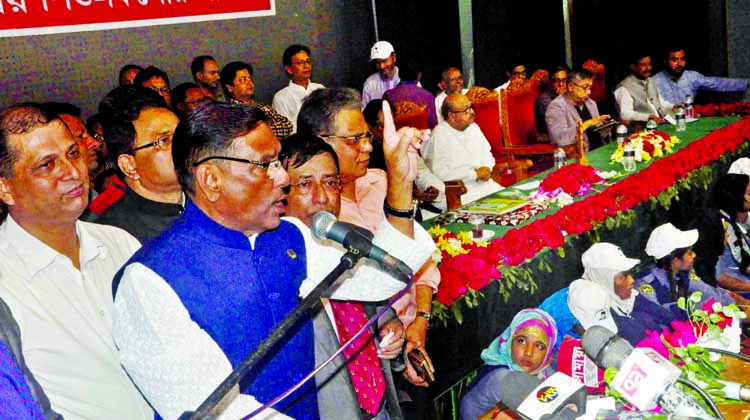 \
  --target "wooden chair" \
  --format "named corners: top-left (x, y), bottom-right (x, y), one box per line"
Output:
top-left (472, 95), bottom-right (506, 162)
top-left (393, 101), bottom-right (429, 130)
top-left (444, 180), bottom-right (468, 210)
top-left (499, 79), bottom-right (557, 161)
top-left (492, 159), bottom-right (533, 185)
